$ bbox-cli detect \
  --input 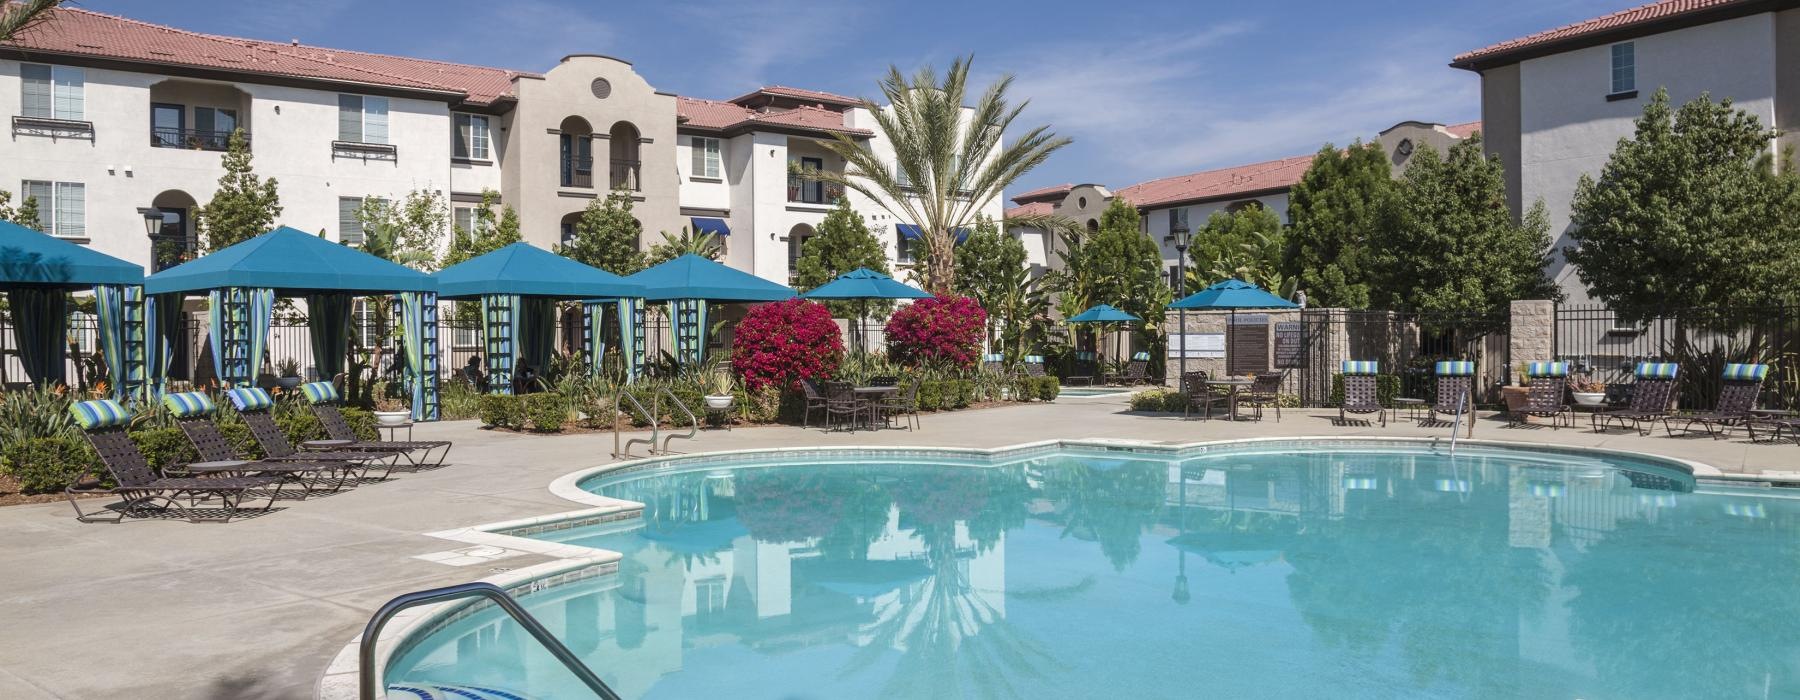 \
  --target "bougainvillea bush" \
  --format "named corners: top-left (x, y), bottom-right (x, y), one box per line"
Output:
top-left (885, 296), bottom-right (987, 369)
top-left (732, 298), bottom-right (844, 391)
